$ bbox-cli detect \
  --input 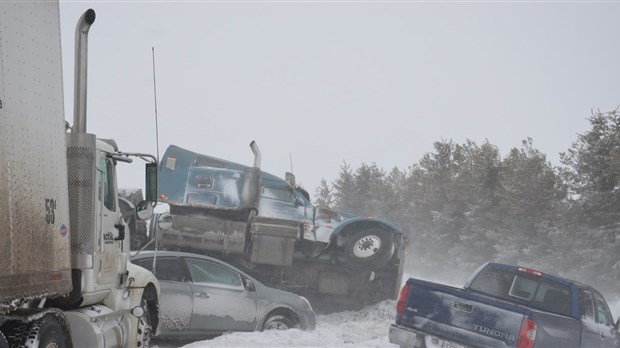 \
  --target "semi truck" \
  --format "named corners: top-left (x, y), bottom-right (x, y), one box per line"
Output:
top-left (145, 143), bottom-right (408, 312)
top-left (0, 3), bottom-right (162, 347)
